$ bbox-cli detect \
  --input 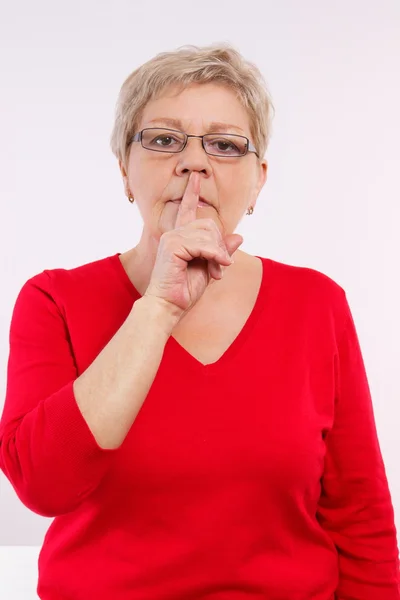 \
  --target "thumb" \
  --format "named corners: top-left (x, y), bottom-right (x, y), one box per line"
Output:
top-left (224, 234), bottom-right (244, 257)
